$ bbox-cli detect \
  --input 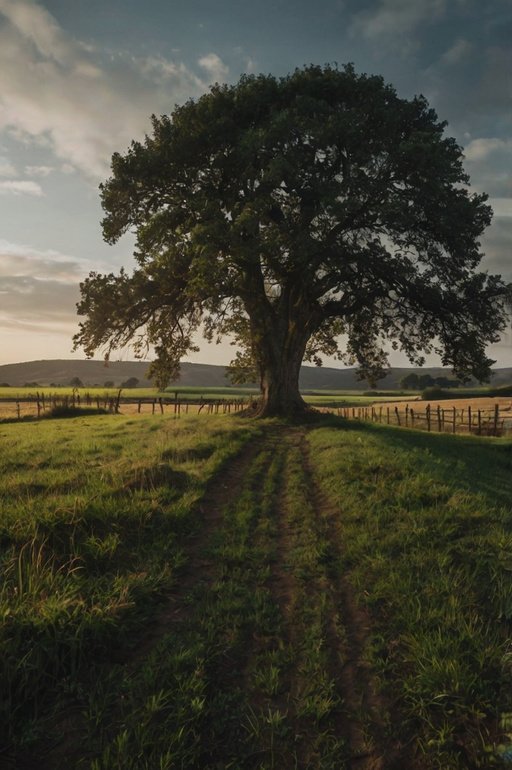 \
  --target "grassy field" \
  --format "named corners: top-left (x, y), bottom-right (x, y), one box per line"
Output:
top-left (0, 387), bottom-right (412, 425)
top-left (1, 412), bottom-right (512, 767)
top-left (0, 385), bottom-right (411, 401)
